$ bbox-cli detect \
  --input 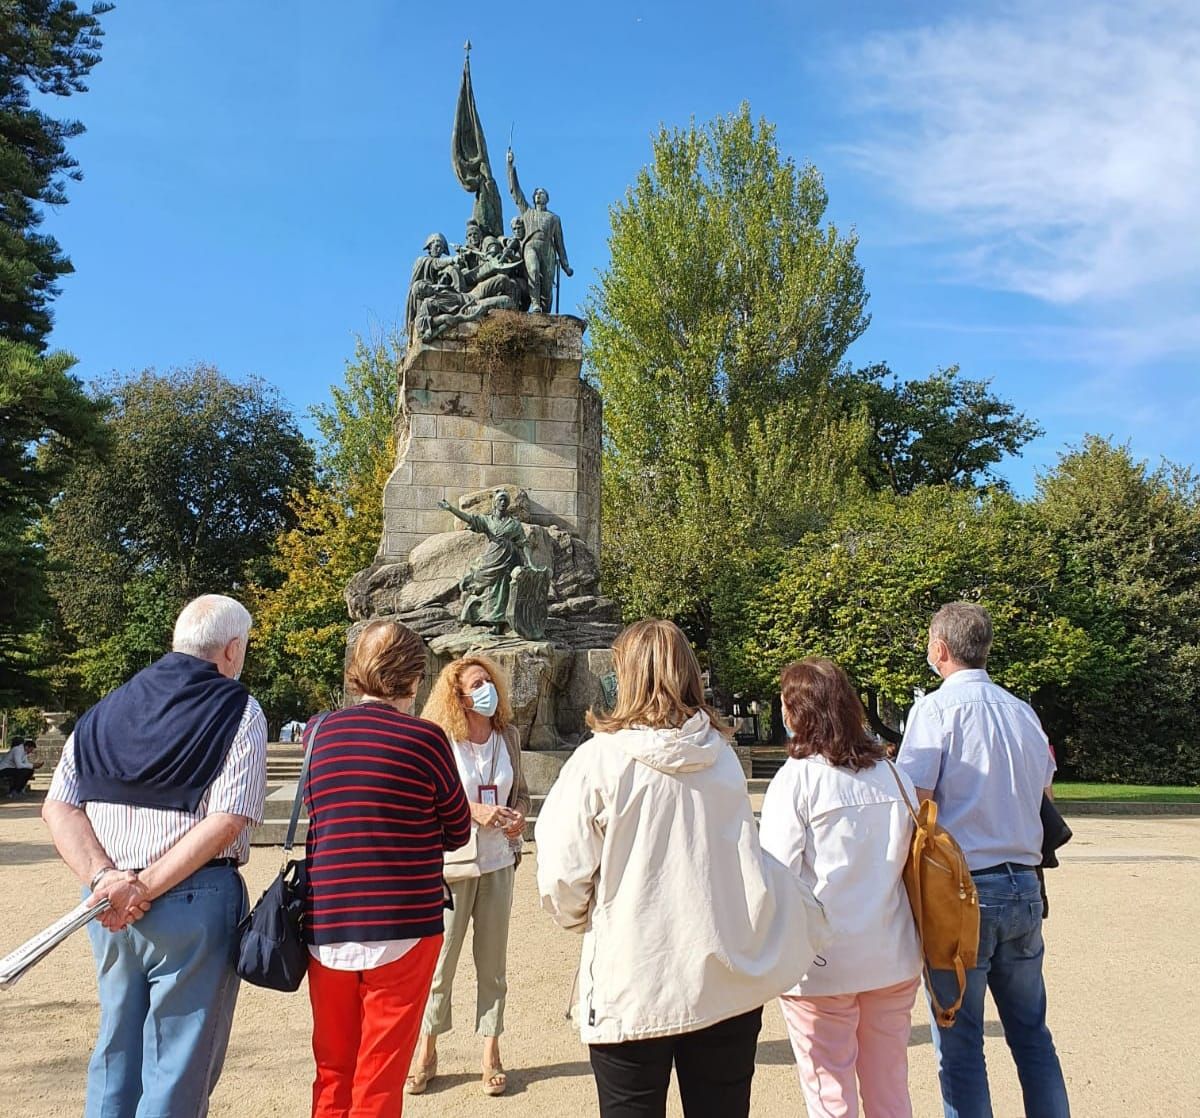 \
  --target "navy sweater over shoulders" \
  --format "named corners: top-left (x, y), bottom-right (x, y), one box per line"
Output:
top-left (303, 702), bottom-right (472, 946)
